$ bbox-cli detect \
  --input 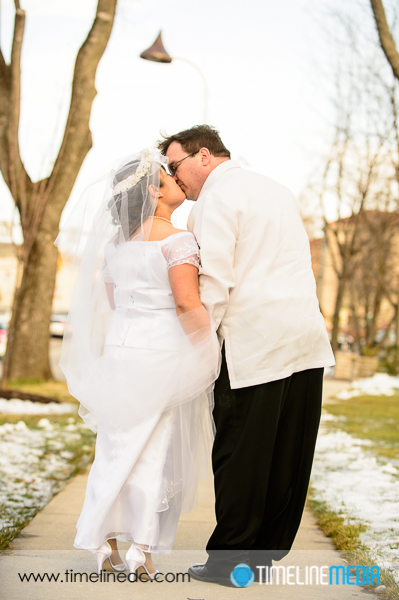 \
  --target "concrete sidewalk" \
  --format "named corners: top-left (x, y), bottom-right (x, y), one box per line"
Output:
top-left (0, 378), bottom-right (379, 599)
